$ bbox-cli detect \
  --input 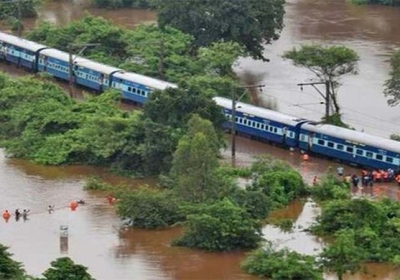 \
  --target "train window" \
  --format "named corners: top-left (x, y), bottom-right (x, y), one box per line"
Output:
top-left (386, 157), bottom-right (393, 163)
top-left (346, 147), bottom-right (353, 153)
top-left (366, 152), bottom-right (373, 158)
top-left (337, 144), bottom-right (344, 150)
top-left (260, 124), bottom-right (265, 130)
top-left (274, 128), bottom-right (277, 133)
top-left (327, 142), bottom-right (334, 148)
top-left (128, 87), bottom-right (131, 92)
top-left (318, 139), bottom-right (325, 146)
top-left (376, 154), bottom-right (383, 160)
top-left (256, 123), bottom-right (260, 129)
top-left (244, 120), bottom-right (248, 125)
top-left (235, 117), bottom-right (239, 123)
top-left (132, 88), bottom-right (136, 93)
top-left (356, 149), bottom-right (363, 155)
